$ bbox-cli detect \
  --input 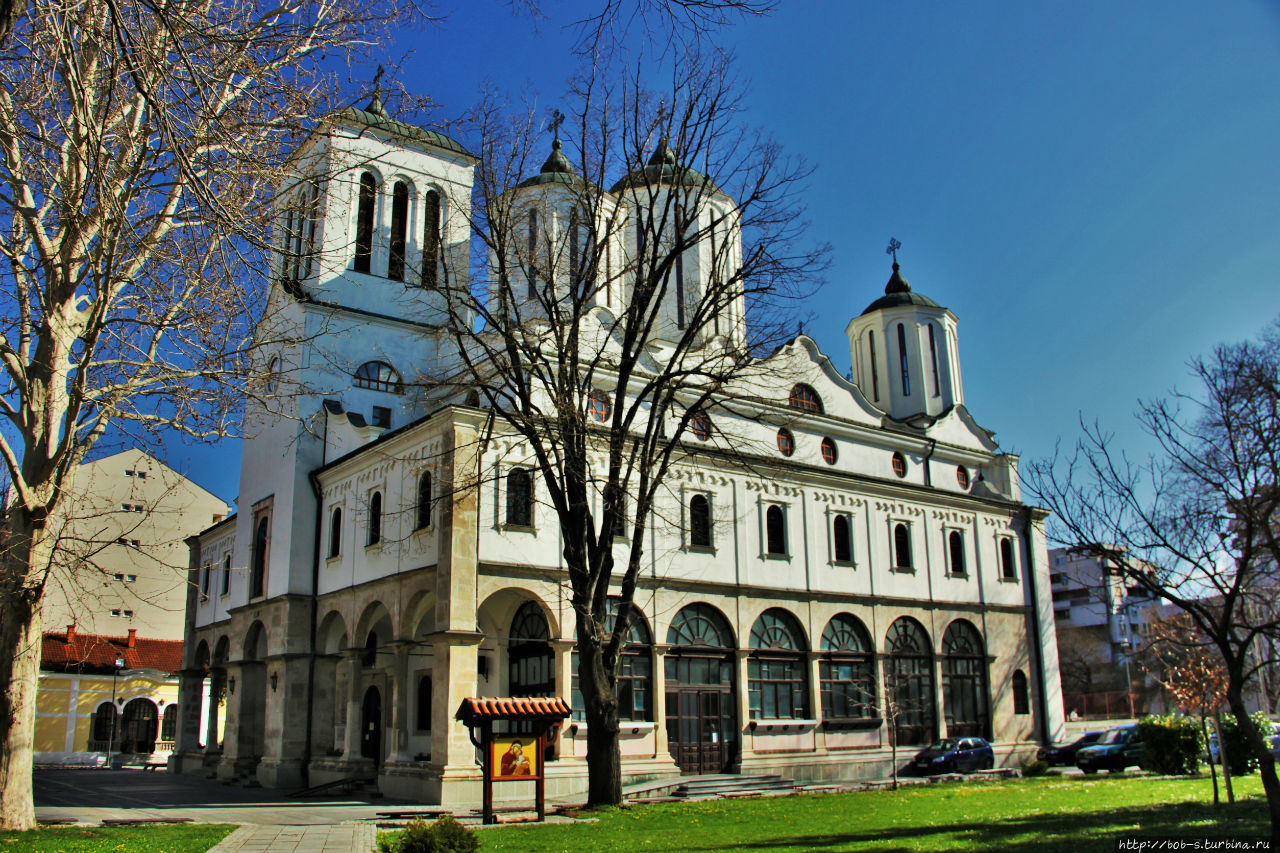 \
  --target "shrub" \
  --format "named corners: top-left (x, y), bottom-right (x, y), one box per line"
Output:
top-left (1137, 714), bottom-right (1201, 775)
top-left (1021, 759), bottom-right (1049, 777)
top-left (1218, 711), bottom-right (1276, 776)
top-left (378, 815), bottom-right (479, 853)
